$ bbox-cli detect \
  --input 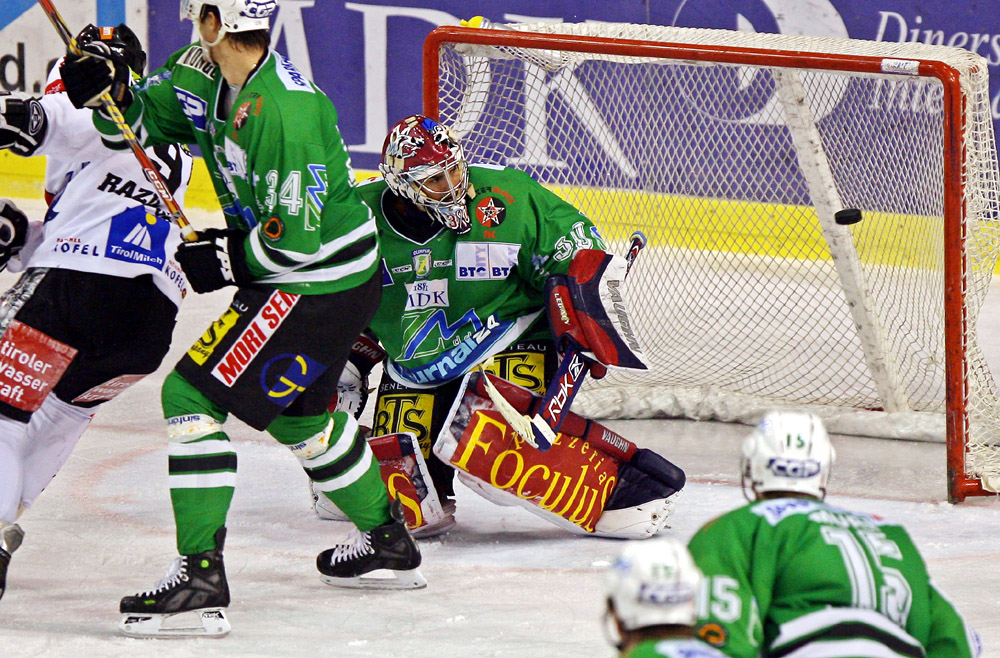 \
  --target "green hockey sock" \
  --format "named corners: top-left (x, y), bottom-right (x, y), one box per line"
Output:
top-left (269, 411), bottom-right (391, 530)
top-left (163, 370), bottom-right (235, 555)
